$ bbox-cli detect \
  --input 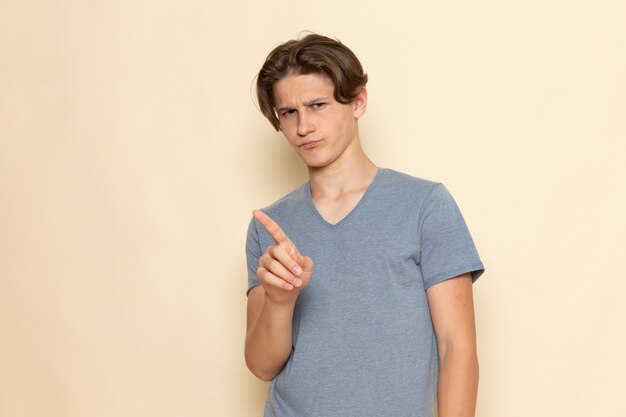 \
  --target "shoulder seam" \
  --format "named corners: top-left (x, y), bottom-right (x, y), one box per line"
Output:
top-left (415, 182), bottom-right (445, 264)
